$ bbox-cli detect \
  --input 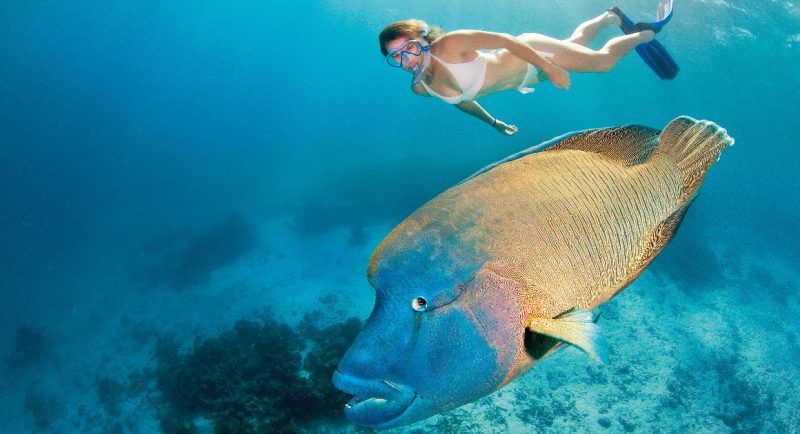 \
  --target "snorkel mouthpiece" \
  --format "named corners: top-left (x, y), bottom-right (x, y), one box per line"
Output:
top-left (411, 50), bottom-right (430, 84)
top-left (411, 28), bottom-right (431, 84)
top-left (411, 48), bottom-right (430, 83)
